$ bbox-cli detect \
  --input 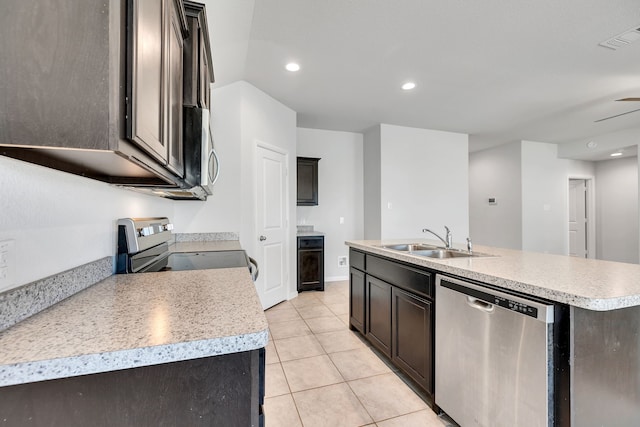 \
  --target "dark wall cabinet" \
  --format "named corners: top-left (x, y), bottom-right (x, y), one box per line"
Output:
top-left (297, 236), bottom-right (324, 292)
top-left (183, 1), bottom-right (214, 109)
top-left (127, 0), bottom-right (187, 177)
top-left (349, 249), bottom-right (435, 399)
top-left (297, 157), bottom-right (320, 206)
top-left (0, 0), bottom-right (212, 194)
